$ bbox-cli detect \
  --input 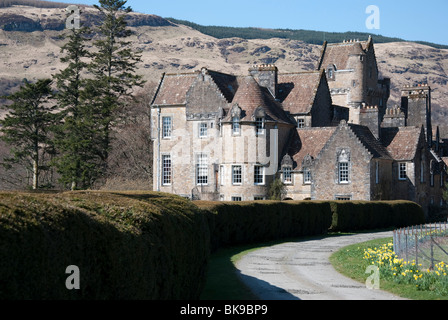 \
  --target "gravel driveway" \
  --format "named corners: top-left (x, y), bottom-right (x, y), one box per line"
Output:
top-left (235, 231), bottom-right (407, 300)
